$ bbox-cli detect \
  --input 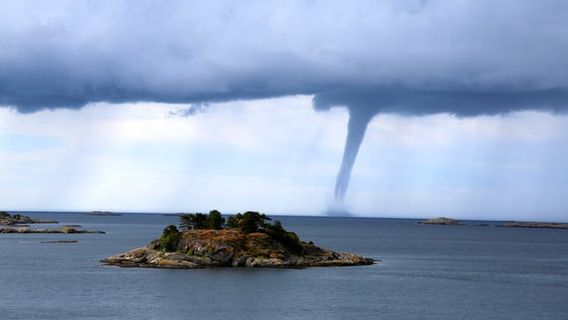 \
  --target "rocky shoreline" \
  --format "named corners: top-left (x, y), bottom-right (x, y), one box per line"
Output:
top-left (102, 228), bottom-right (375, 269)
